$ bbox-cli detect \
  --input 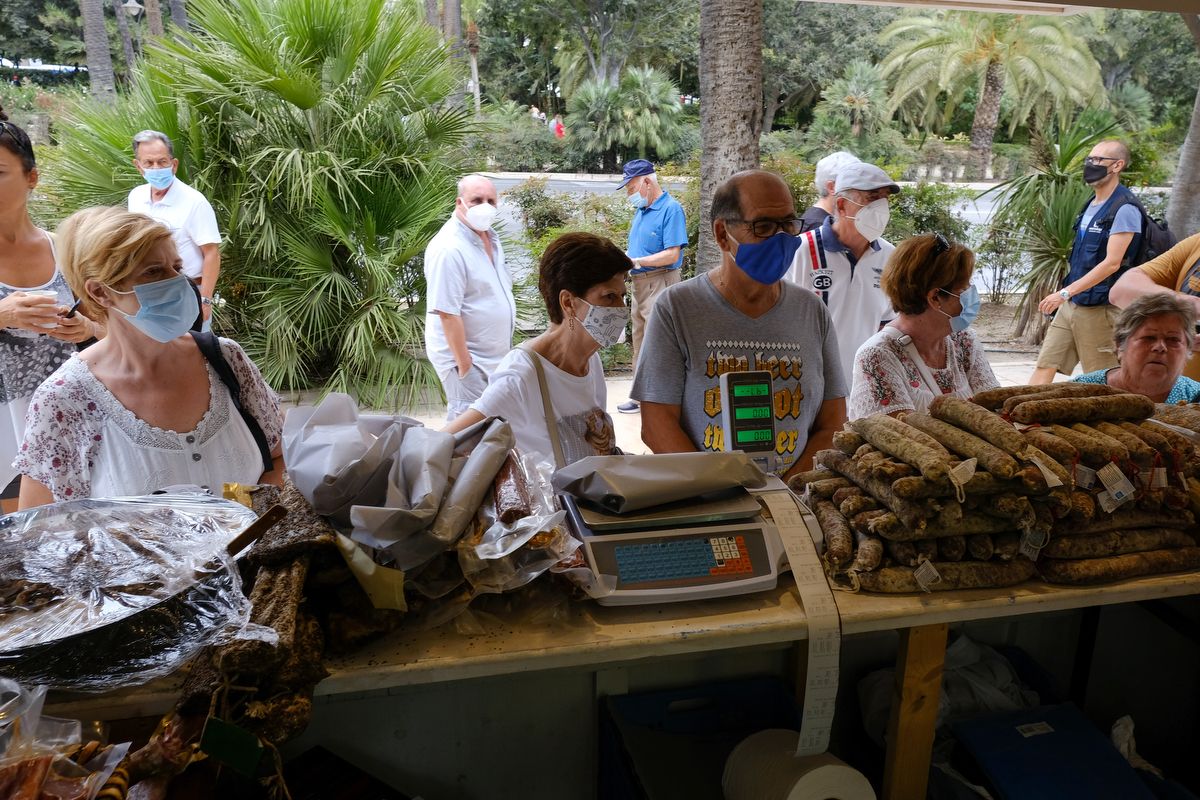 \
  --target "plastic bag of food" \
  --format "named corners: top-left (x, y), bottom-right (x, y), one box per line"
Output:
top-left (0, 495), bottom-right (258, 691)
top-left (457, 453), bottom-right (577, 594)
top-left (0, 679), bottom-right (130, 799)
